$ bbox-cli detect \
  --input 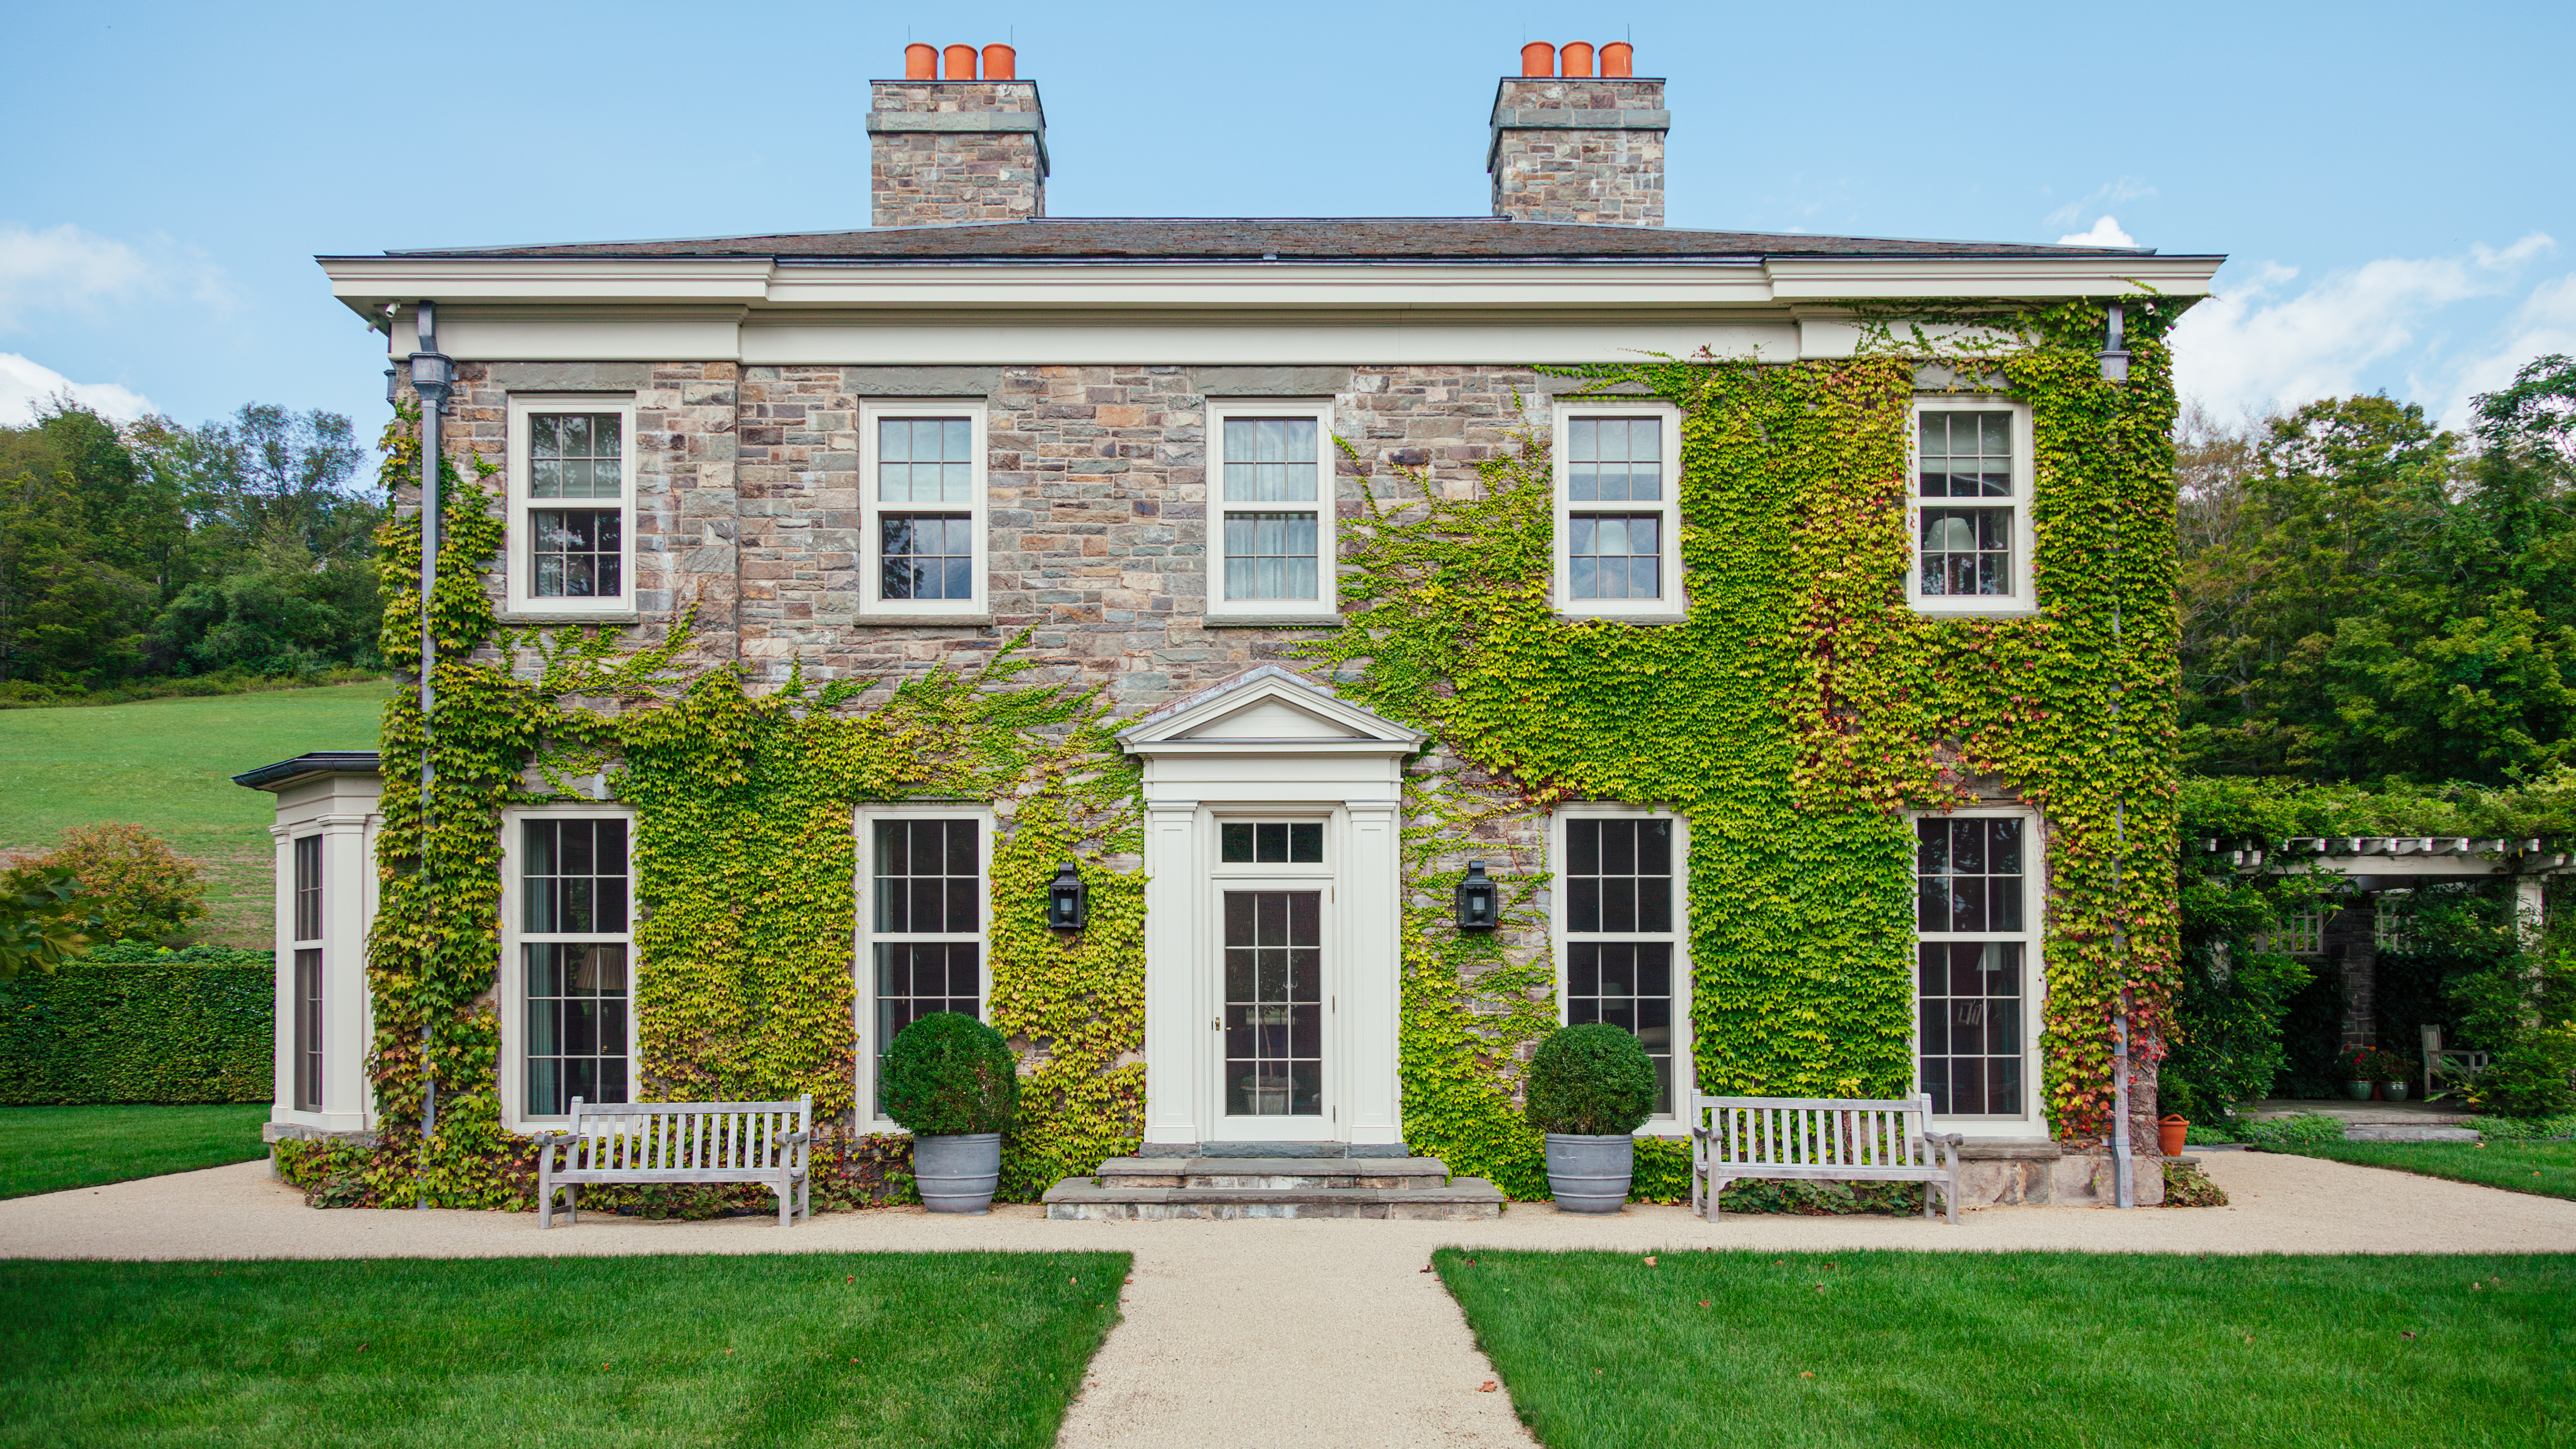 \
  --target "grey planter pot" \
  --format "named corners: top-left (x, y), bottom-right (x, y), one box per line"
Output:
top-left (2345, 1082), bottom-right (2374, 1101)
top-left (1543, 1133), bottom-right (1634, 1214)
top-left (913, 1133), bottom-right (1003, 1215)
top-left (2383, 1082), bottom-right (2411, 1102)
